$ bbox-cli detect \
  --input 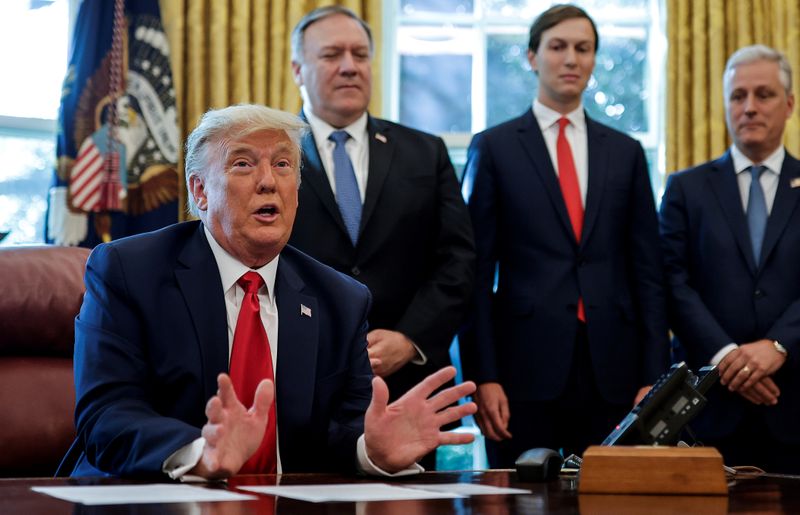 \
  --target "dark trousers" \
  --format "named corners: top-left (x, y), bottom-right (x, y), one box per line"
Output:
top-left (702, 404), bottom-right (800, 474)
top-left (486, 323), bottom-right (631, 468)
